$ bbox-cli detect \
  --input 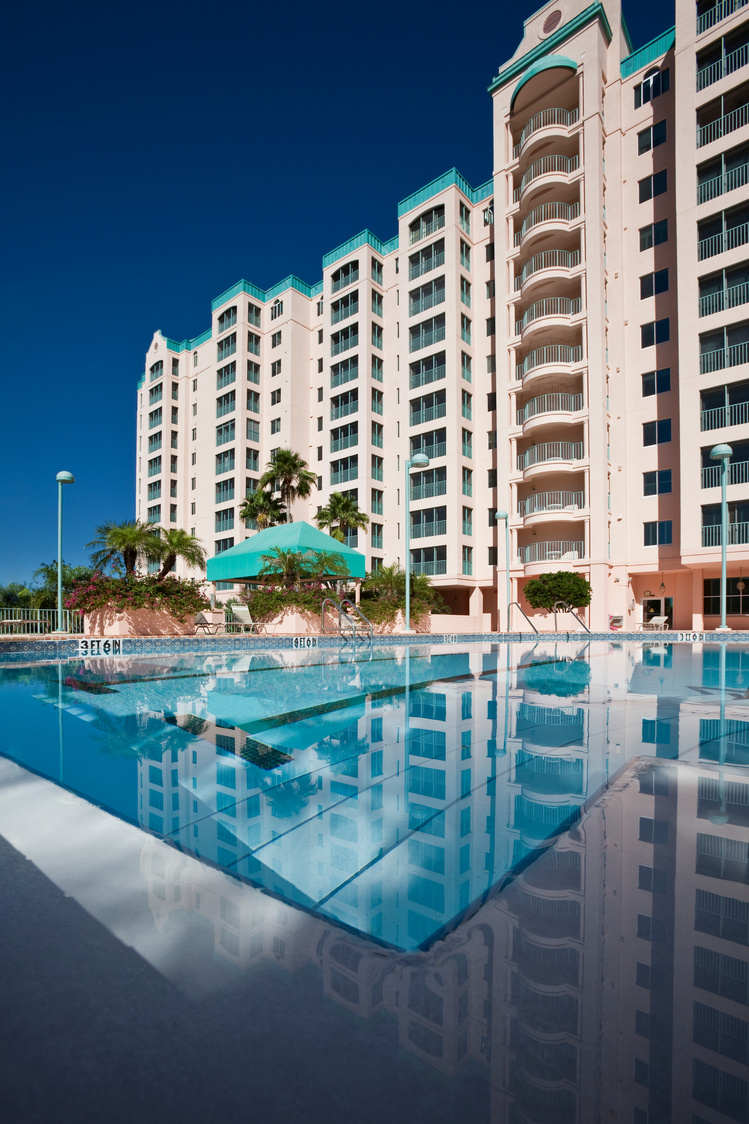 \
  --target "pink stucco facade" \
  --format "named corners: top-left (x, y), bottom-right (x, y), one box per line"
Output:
top-left (135, 0), bottom-right (749, 631)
